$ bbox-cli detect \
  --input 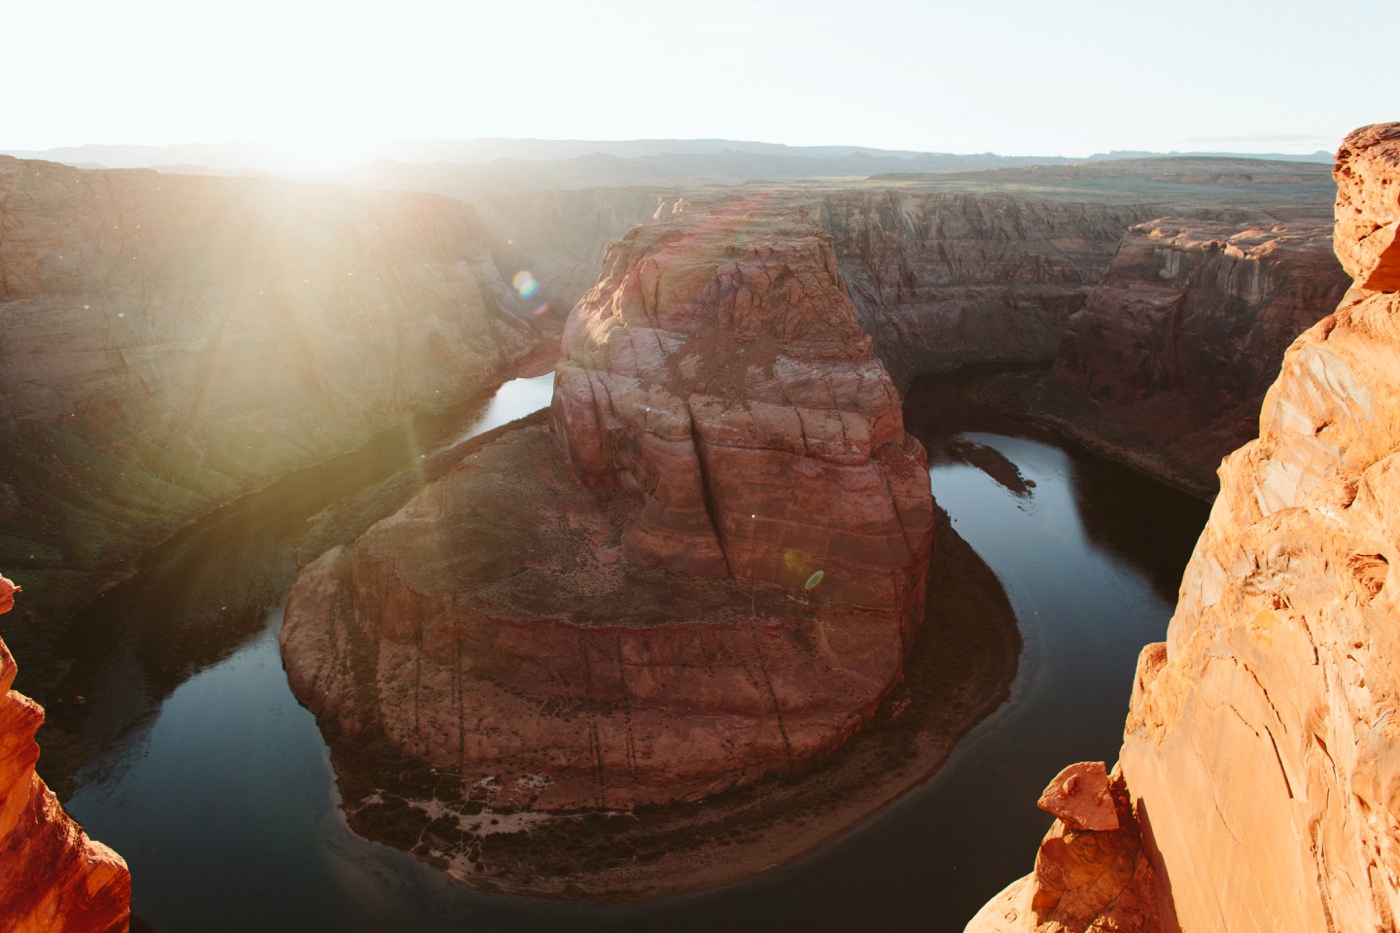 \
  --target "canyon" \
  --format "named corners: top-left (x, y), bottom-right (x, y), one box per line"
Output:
top-left (967, 123), bottom-right (1400, 933)
top-left (278, 207), bottom-right (939, 885)
top-left (0, 156), bottom-right (554, 616)
top-left (0, 137), bottom-right (1368, 924)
